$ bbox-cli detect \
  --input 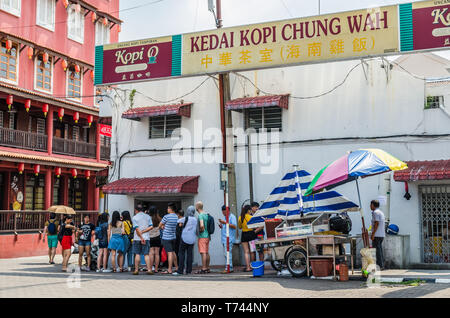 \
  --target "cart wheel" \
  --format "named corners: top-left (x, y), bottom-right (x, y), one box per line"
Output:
top-left (270, 260), bottom-right (284, 272)
top-left (285, 248), bottom-right (307, 278)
